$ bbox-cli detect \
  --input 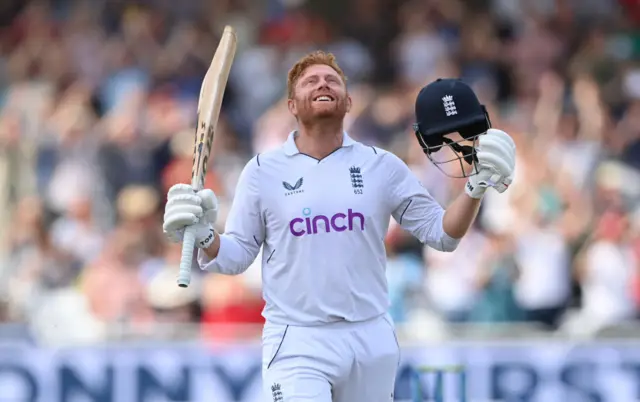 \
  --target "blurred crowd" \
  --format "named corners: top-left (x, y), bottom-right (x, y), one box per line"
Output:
top-left (0, 0), bottom-right (639, 345)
